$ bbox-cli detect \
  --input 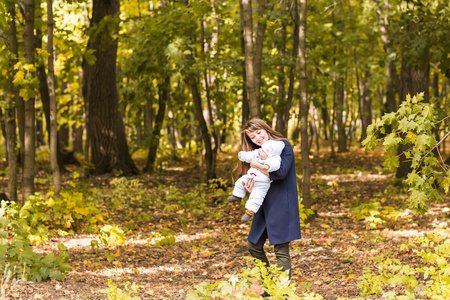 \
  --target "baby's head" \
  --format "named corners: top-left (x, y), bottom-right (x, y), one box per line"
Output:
top-left (261, 140), bottom-right (284, 158)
